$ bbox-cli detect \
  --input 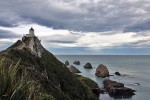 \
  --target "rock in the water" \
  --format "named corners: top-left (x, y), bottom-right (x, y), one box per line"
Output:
top-left (73, 61), bottom-right (80, 65)
top-left (68, 65), bottom-right (81, 73)
top-left (115, 71), bottom-right (121, 76)
top-left (103, 80), bottom-right (135, 97)
top-left (65, 60), bottom-right (69, 66)
top-left (95, 64), bottom-right (109, 78)
top-left (84, 63), bottom-right (93, 69)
